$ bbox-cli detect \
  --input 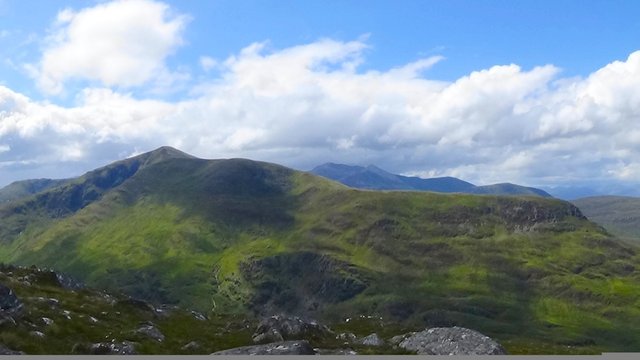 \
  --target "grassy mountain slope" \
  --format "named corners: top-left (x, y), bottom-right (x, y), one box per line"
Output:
top-left (0, 179), bottom-right (70, 204)
top-left (1, 148), bottom-right (640, 353)
top-left (471, 183), bottom-right (552, 197)
top-left (573, 196), bottom-right (640, 242)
